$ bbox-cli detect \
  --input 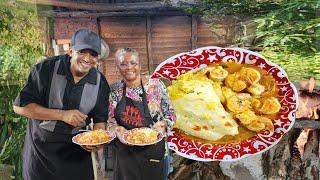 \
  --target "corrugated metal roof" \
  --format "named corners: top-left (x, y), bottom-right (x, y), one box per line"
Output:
top-left (57, 0), bottom-right (158, 3)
